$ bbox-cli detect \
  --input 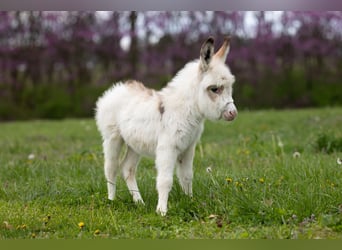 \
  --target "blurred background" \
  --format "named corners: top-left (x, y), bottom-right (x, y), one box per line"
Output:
top-left (0, 11), bottom-right (341, 120)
